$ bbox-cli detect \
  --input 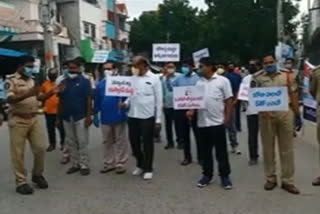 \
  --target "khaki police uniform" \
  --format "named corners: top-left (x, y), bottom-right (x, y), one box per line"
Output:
top-left (6, 72), bottom-right (45, 186)
top-left (253, 69), bottom-right (297, 185)
top-left (310, 66), bottom-right (320, 169)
